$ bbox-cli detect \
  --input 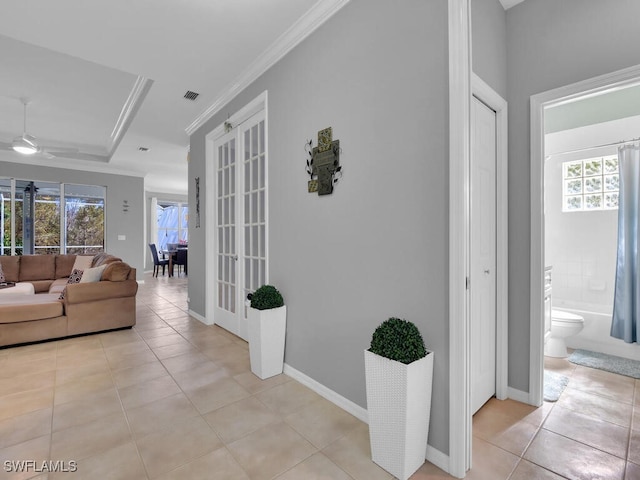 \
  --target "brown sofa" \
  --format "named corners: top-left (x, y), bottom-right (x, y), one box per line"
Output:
top-left (0, 253), bottom-right (137, 347)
